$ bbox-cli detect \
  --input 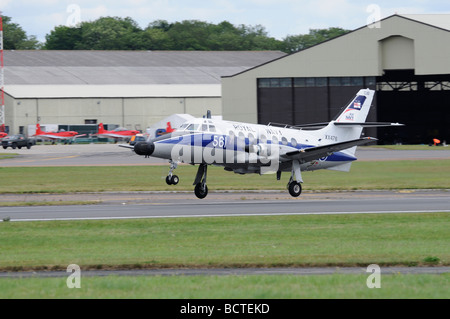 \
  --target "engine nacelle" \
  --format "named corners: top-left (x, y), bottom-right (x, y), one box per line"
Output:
top-left (245, 144), bottom-right (269, 157)
top-left (134, 141), bottom-right (155, 156)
